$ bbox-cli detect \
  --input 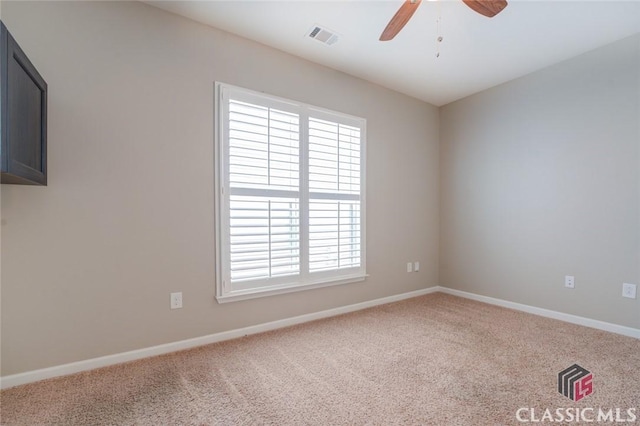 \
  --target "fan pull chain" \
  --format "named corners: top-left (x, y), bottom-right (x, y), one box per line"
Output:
top-left (435, 5), bottom-right (443, 58)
